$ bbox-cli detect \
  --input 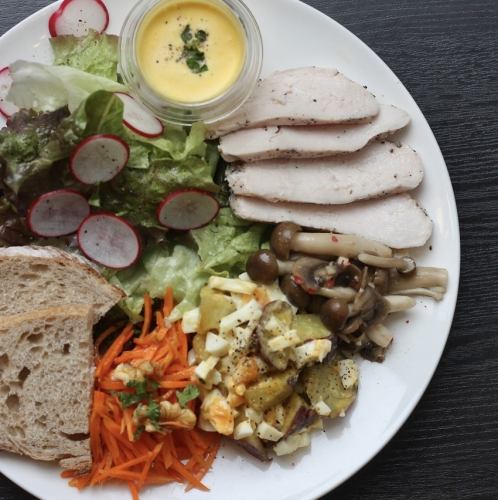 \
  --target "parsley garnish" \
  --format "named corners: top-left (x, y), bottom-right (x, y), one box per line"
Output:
top-left (176, 384), bottom-right (200, 408)
top-left (181, 24), bottom-right (209, 74)
top-left (147, 400), bottom-right (161, 423)
top-left (133, 425), bottom-right (145, 441)
top-left (117, 378), bottom-right (159, 409)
